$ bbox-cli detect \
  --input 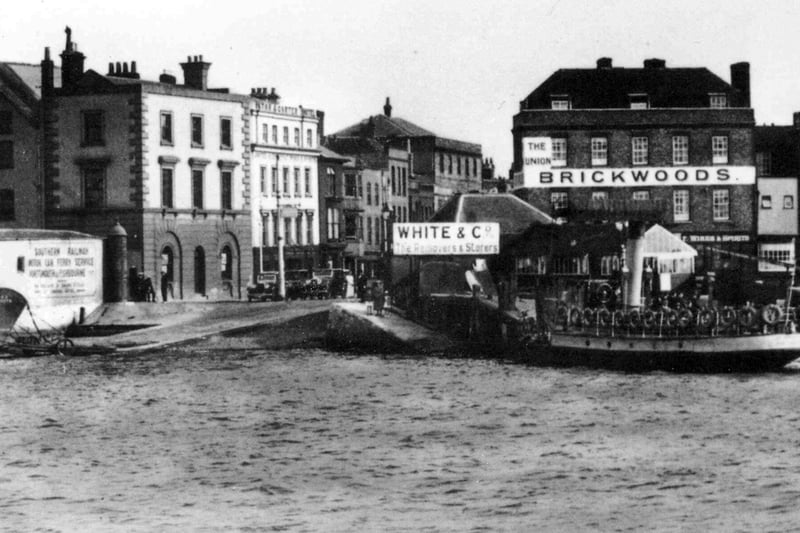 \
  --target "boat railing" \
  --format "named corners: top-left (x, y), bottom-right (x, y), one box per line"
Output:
top-left (543, 301), bottom-right (797, 338)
